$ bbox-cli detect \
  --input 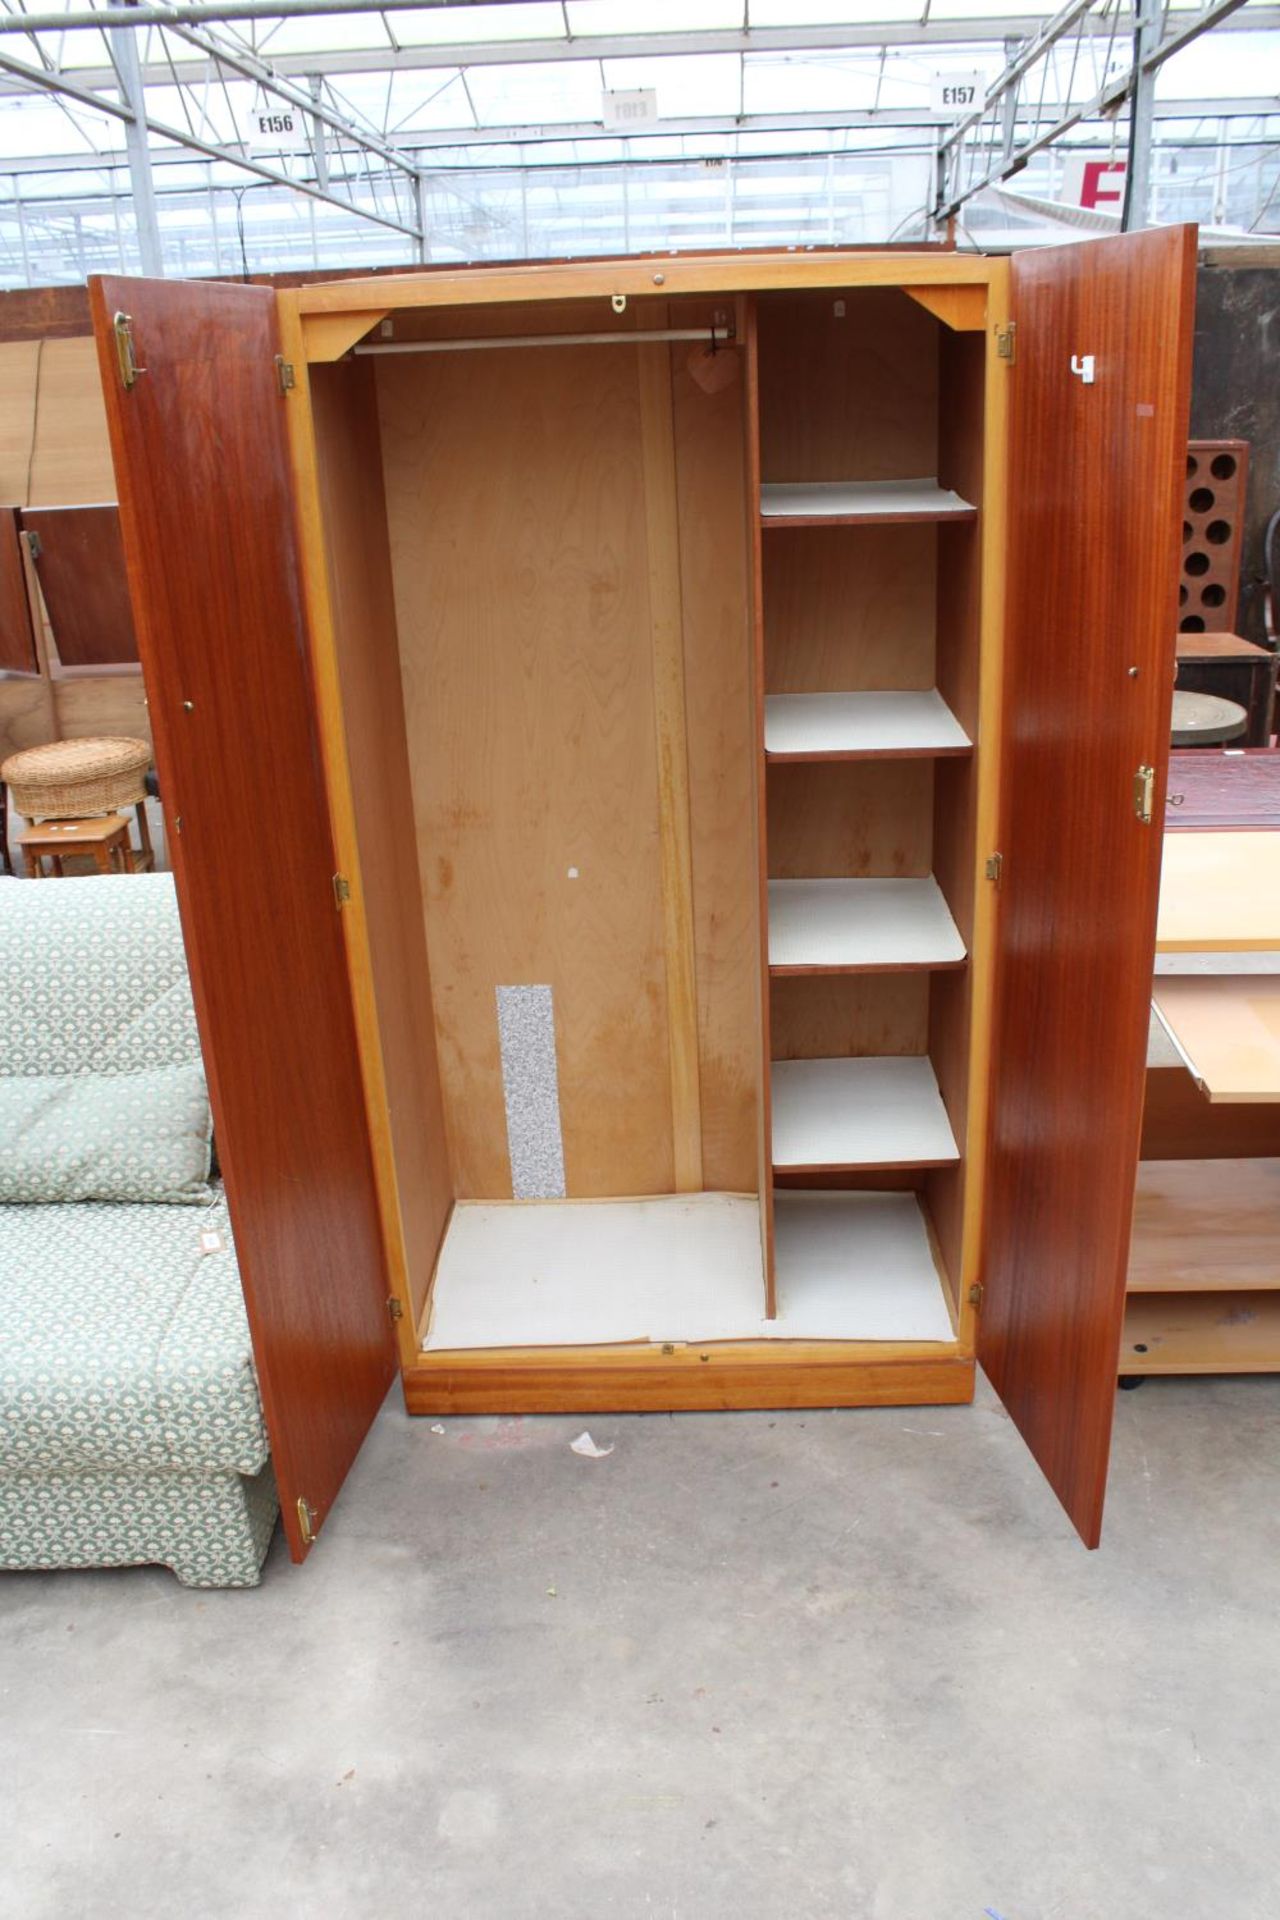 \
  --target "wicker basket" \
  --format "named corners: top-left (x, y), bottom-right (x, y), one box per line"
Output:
top-left (0, 736), bottom-right (151, 819)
